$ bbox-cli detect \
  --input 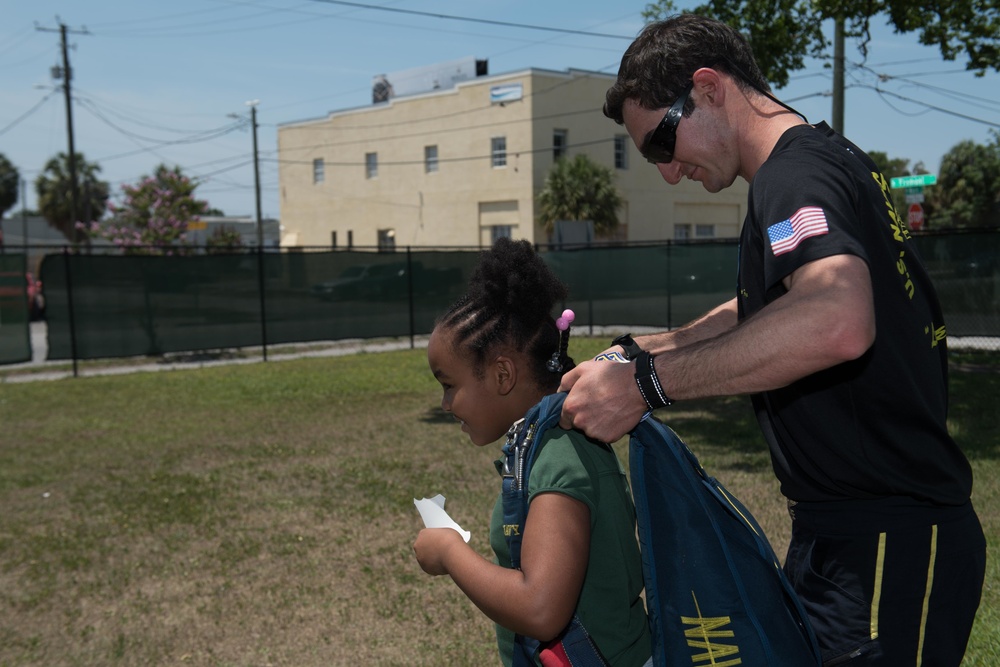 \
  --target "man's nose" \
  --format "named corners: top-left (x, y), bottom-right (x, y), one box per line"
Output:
top-left (657, 161), bottom-right (683, 185)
